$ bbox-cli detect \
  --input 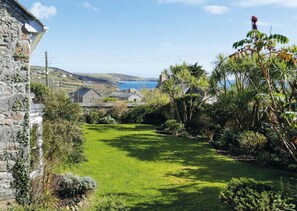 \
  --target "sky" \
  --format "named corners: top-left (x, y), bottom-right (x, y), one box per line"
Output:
top-left (18, 0), bottom-right (297, 77)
